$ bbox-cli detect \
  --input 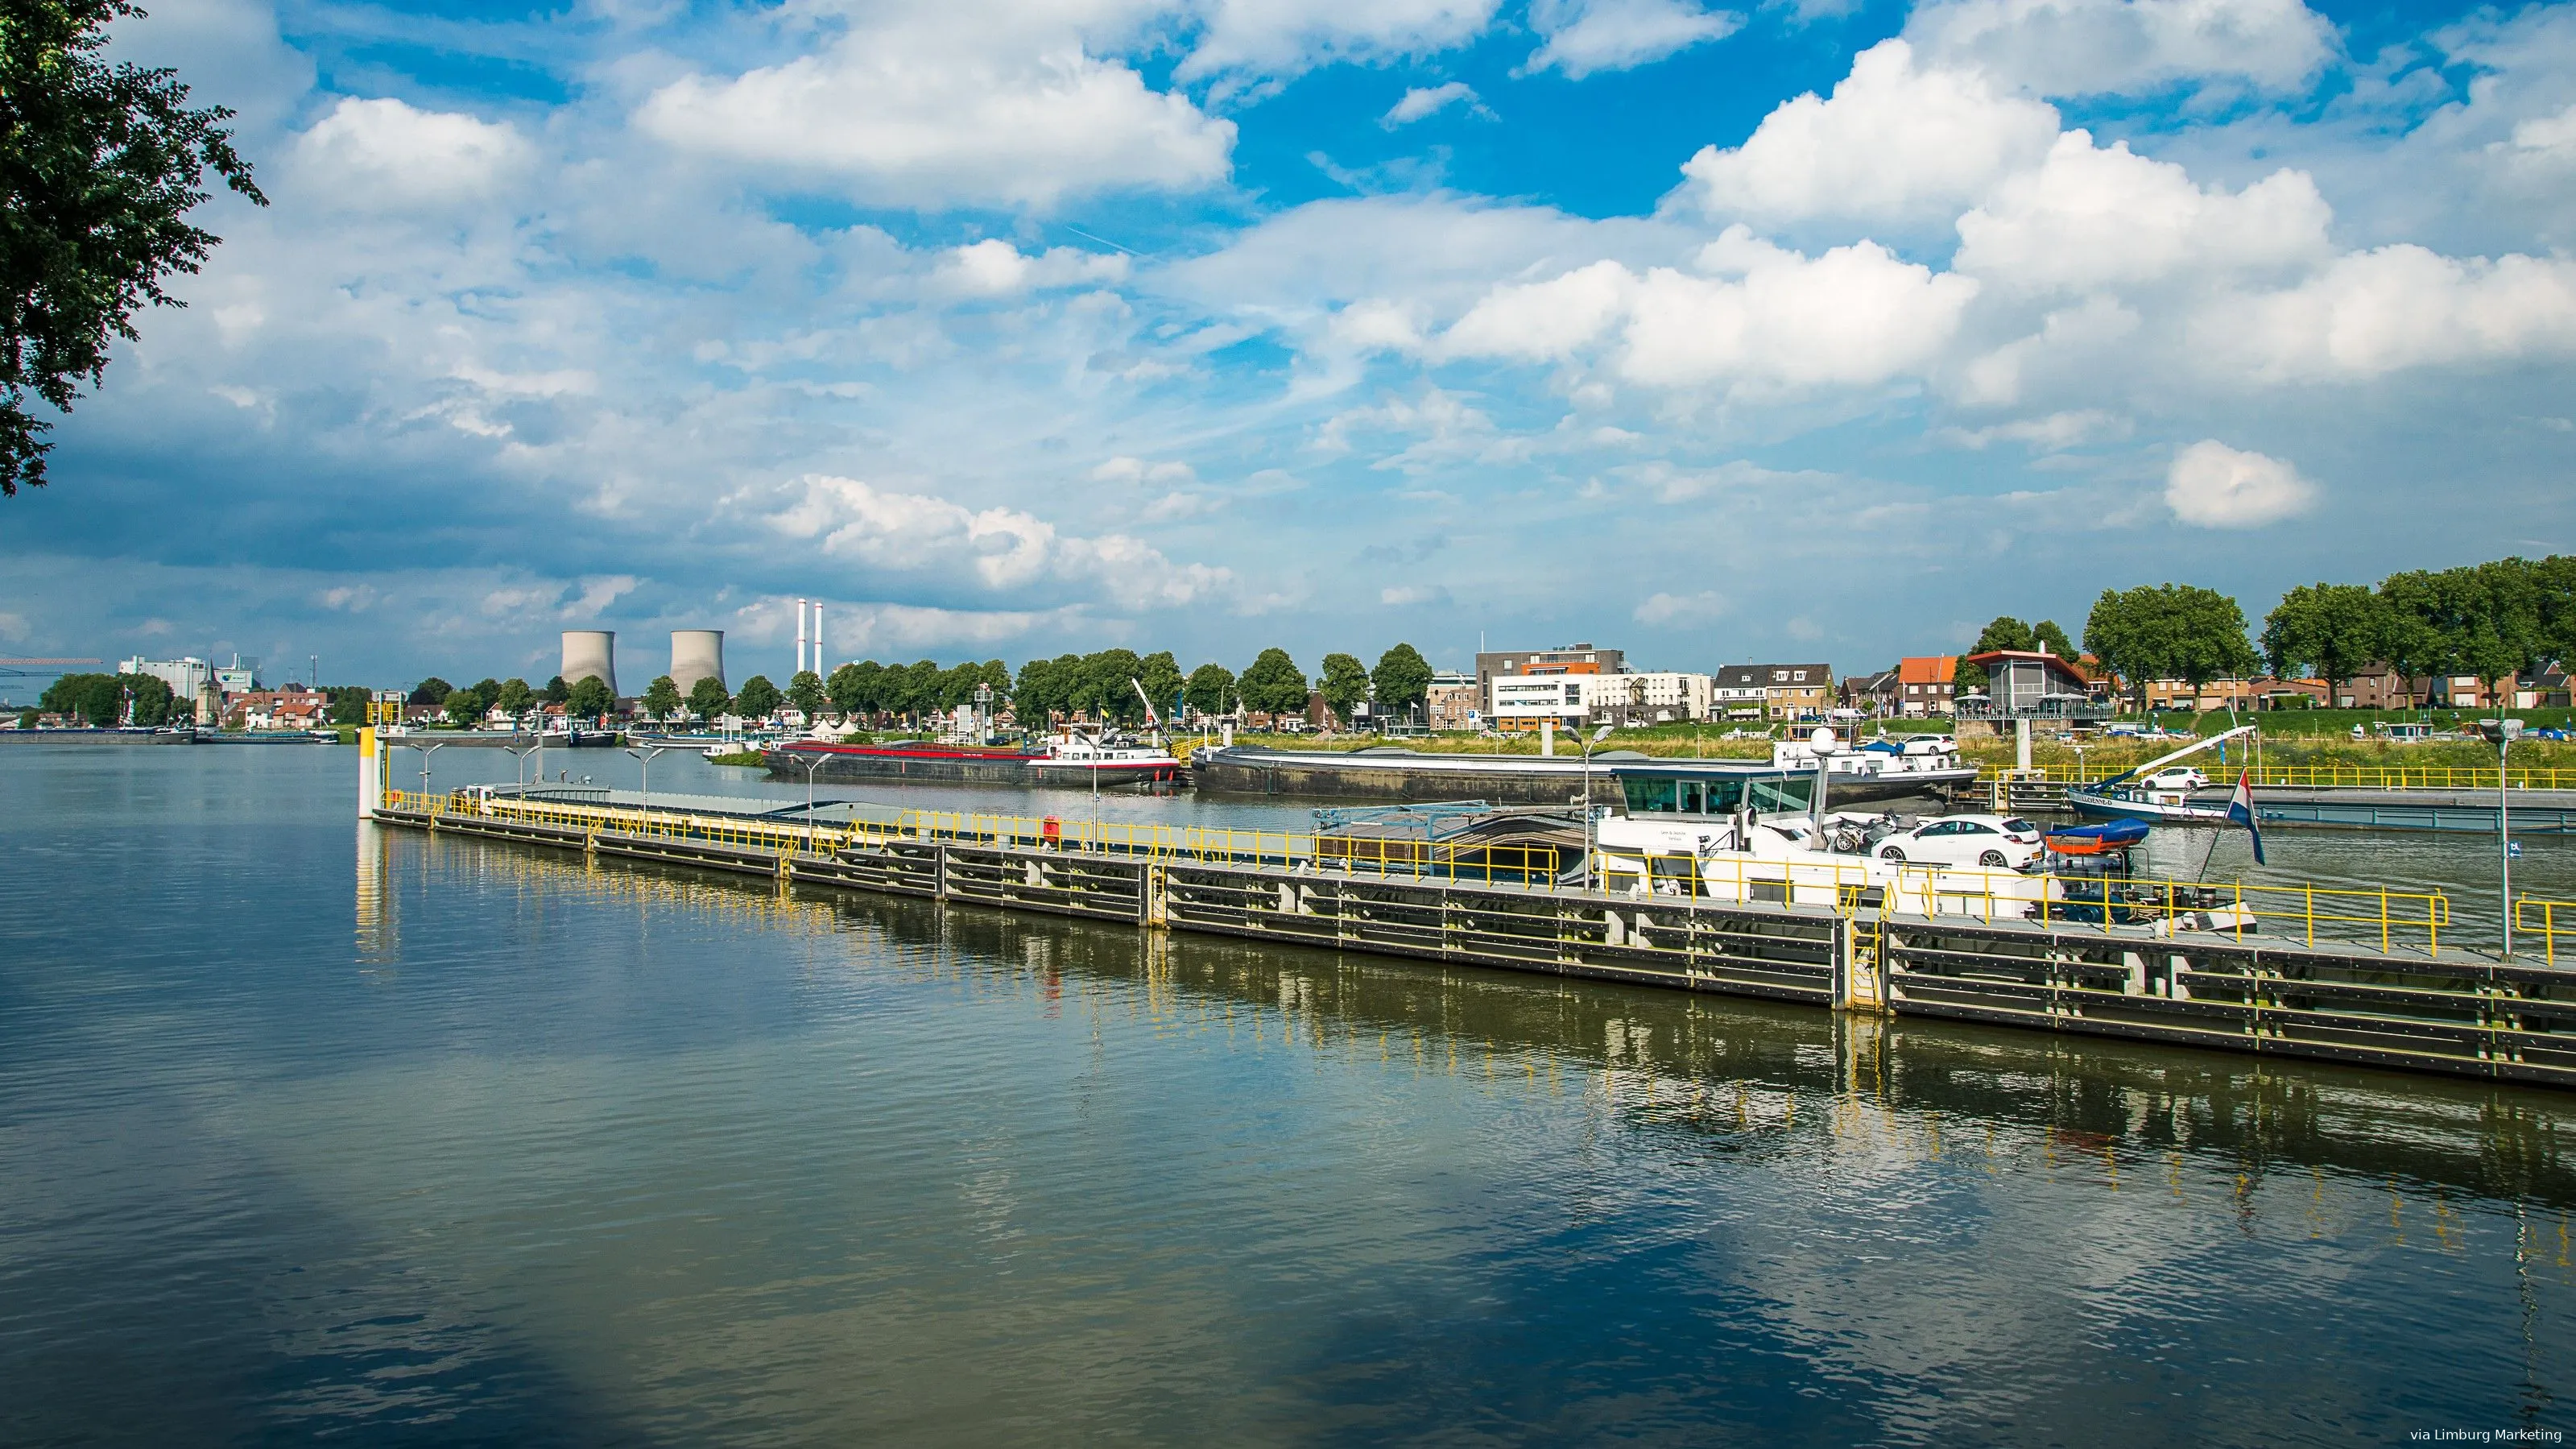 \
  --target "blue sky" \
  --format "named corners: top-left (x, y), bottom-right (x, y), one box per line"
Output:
top-left (3, 0), bottom-right (2573, 687)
